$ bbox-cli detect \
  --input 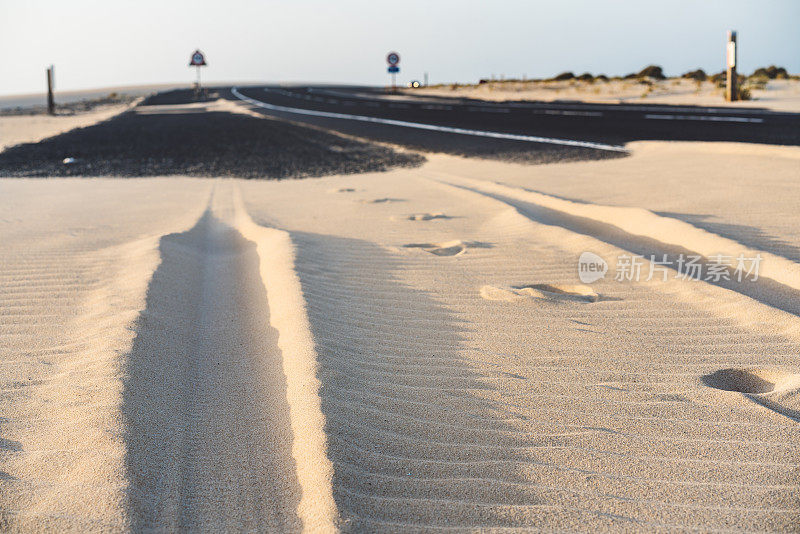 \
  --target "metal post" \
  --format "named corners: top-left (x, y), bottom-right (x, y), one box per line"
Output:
top-left (392, 72), bottom-right (396, 92)
top-left (194, 65), bottom-right (201, 98)
top-left (726, 30), bottom-right (737, 102)
top-left (46, 66), bottom-right (55, 115)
